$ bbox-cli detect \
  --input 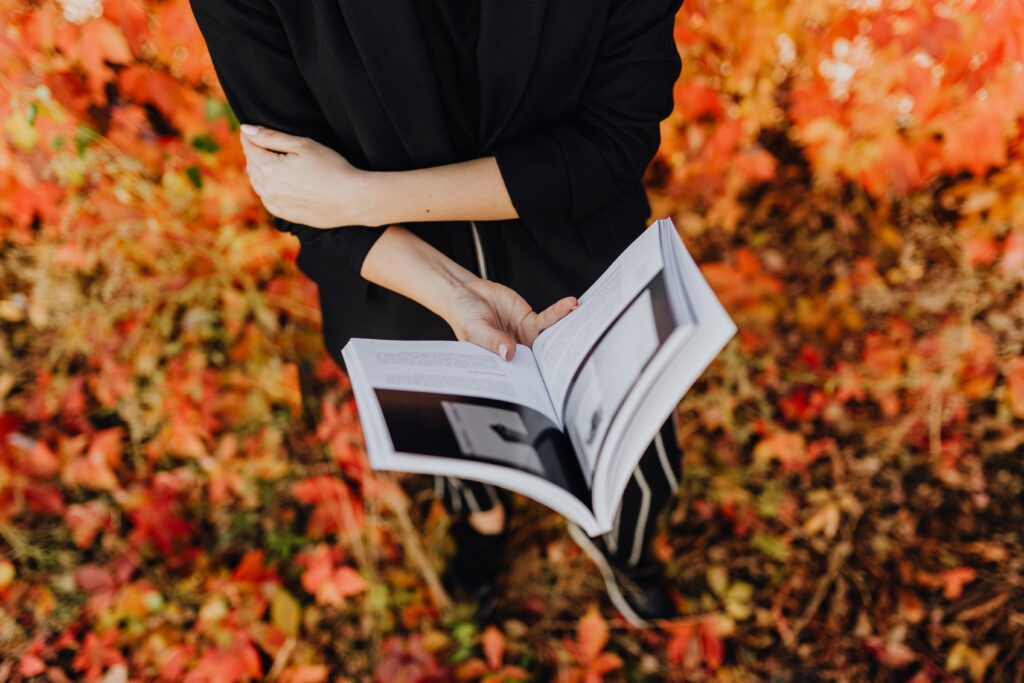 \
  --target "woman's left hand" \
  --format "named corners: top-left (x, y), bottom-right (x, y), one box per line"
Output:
top-left (239, 124), bottom-right (376, 228)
